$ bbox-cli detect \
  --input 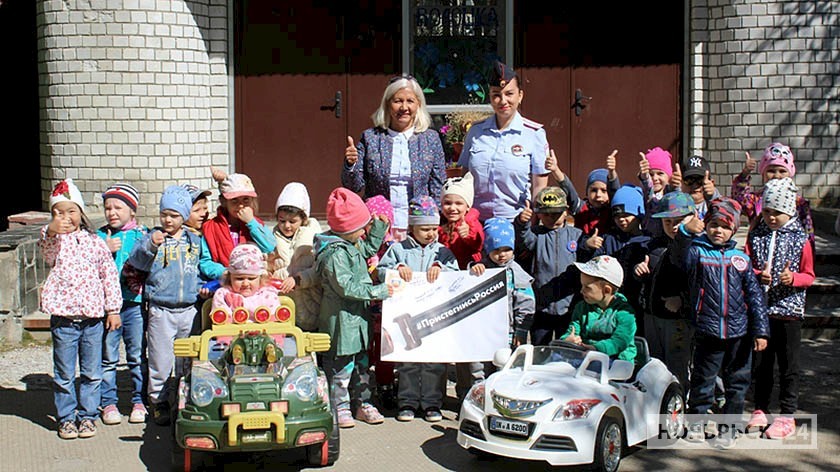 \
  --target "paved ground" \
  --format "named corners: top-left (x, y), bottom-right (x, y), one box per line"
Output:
top-left (1, 338), bottom-right (840, 471)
